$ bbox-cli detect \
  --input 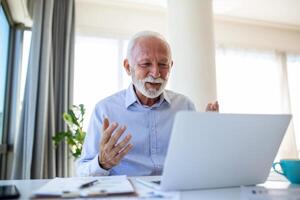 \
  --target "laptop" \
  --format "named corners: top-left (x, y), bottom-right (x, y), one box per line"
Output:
top-left (138, 112), bottom-right (291, 191)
